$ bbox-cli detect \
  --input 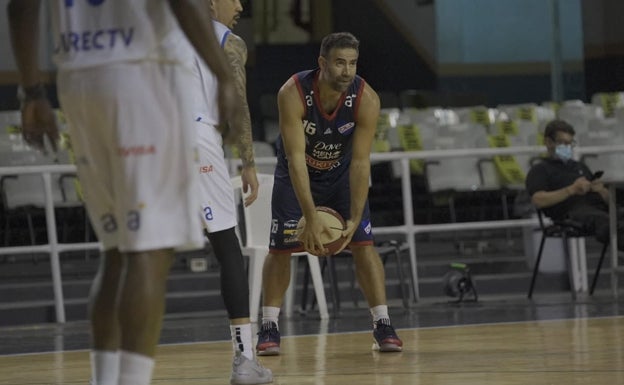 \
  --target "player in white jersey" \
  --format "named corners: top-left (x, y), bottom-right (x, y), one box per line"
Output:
top-left (8, 1), bottom-right (237, 385)
top-left (190, 1), bottom-right (272, 384)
